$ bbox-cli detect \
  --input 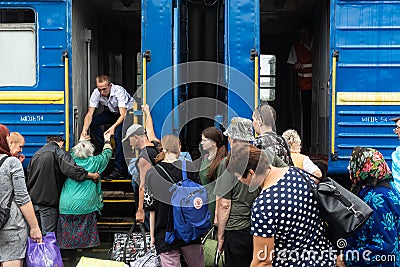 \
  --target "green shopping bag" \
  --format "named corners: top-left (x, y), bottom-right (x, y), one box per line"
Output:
top-left (202, 226), bottom-right (224, 267)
